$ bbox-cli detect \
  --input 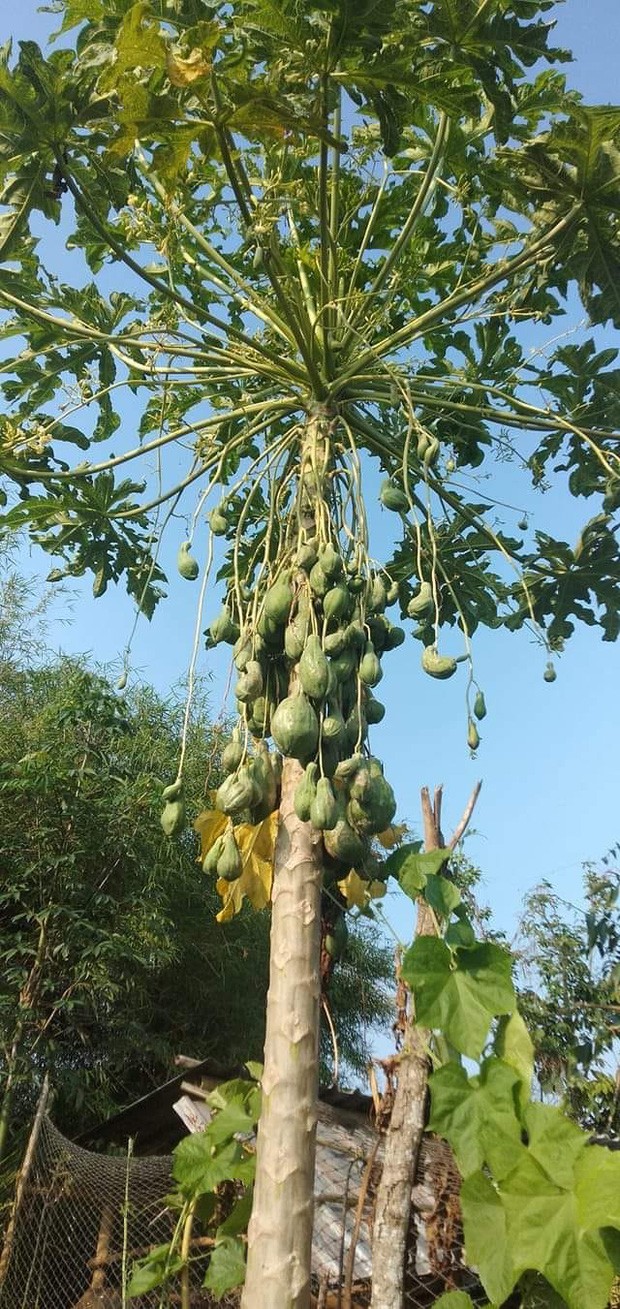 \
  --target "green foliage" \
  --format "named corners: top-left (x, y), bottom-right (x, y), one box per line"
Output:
top-left (0, 568), bottom-right (393, 1152)
top-left (394, 832), bottom-right (620, 1309)
top-left (127, 1071), bottom-right (260, 1300)
top-left (0, 0), bottom-right (618, 664)
top-left (517, 852), bottom-right (620, 1134)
